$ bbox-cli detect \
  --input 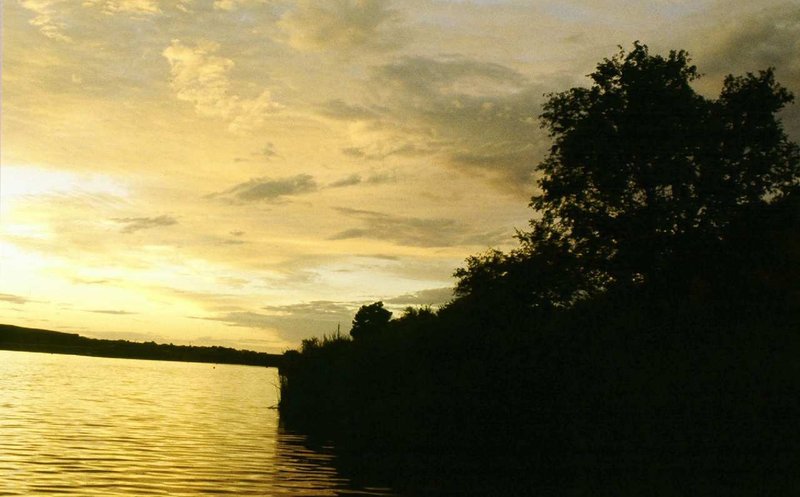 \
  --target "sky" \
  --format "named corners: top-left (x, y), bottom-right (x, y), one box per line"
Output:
top-left (2, 0), bottom-right (799, 352)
